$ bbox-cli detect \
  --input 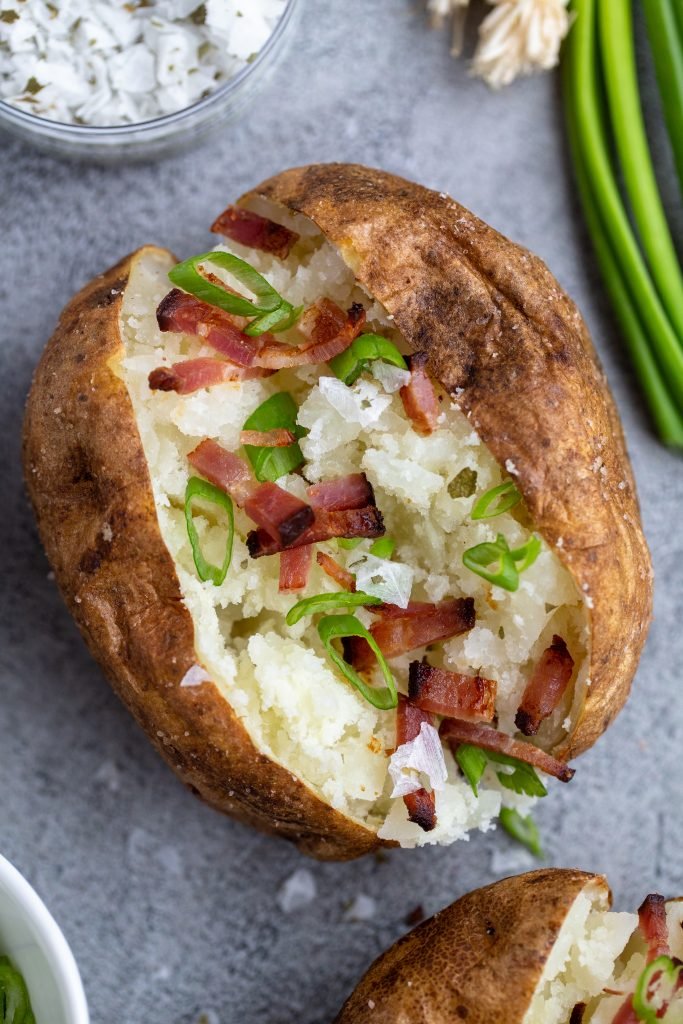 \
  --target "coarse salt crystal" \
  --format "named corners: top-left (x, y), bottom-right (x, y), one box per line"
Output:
top-left (180, 663), bottom-right (211, 687)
